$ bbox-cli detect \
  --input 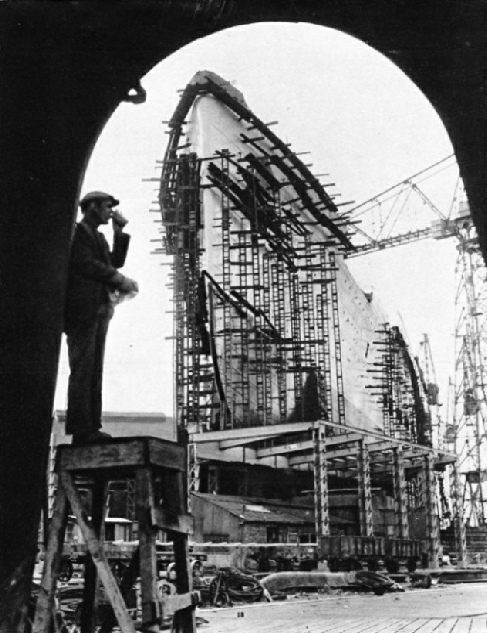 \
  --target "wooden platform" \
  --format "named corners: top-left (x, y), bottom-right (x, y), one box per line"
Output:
top-left (34, 436), bottom-right (197, 633)
top-left (57, 436), bottom-right (187, 473)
